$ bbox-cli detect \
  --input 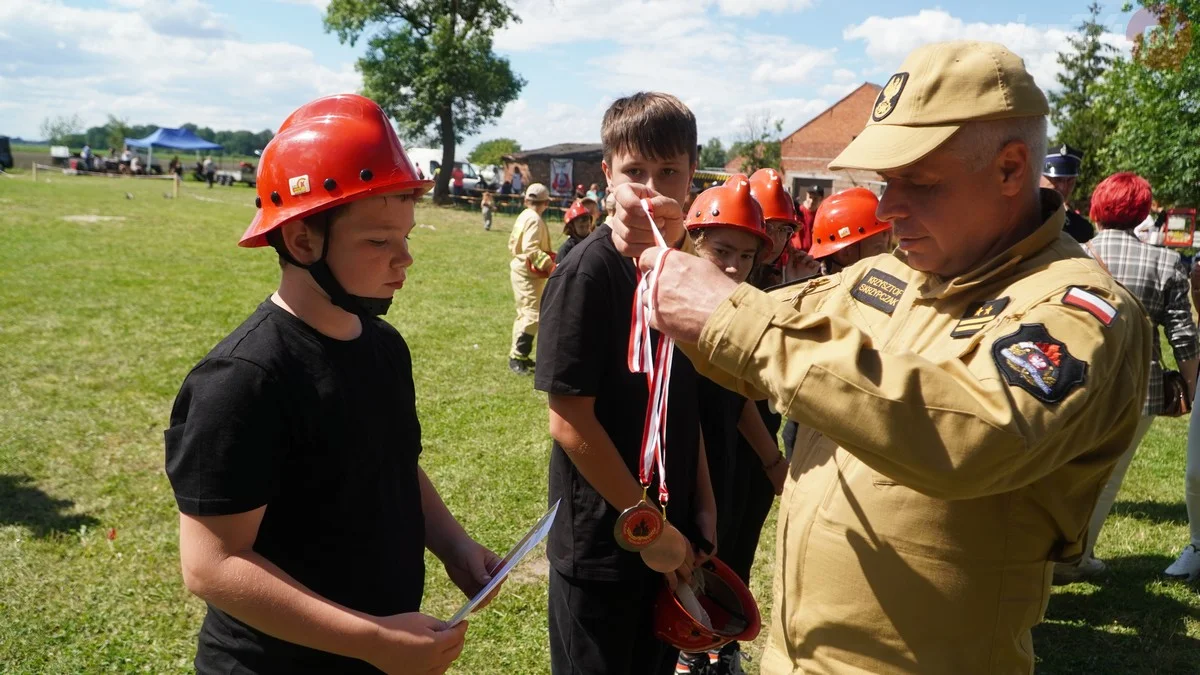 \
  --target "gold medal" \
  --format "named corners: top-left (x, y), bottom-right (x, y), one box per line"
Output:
top-left (614, 500), bottom-right (664, 551)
